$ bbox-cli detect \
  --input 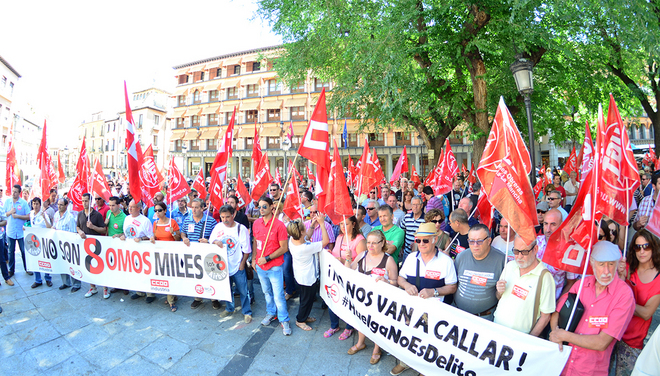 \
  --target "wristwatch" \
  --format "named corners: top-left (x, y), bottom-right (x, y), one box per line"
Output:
top-left (433, 288), bottom-right (439, 297)
top-left (265, 255), bottom-right (271, 262)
